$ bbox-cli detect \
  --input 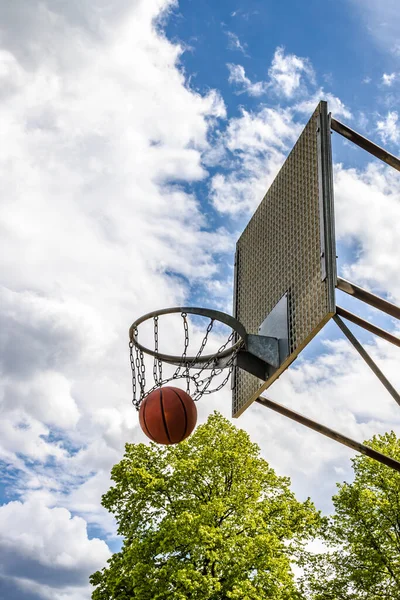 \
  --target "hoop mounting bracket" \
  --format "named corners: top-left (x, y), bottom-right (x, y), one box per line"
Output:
top-left (236, 293), bottom-right (289, 379)
top-left (236, 350), bottom-right (269, 380)
top-left (247, 334), bottom-right (280, 368)
top-left (236, 335), bottom-right (279, 379)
